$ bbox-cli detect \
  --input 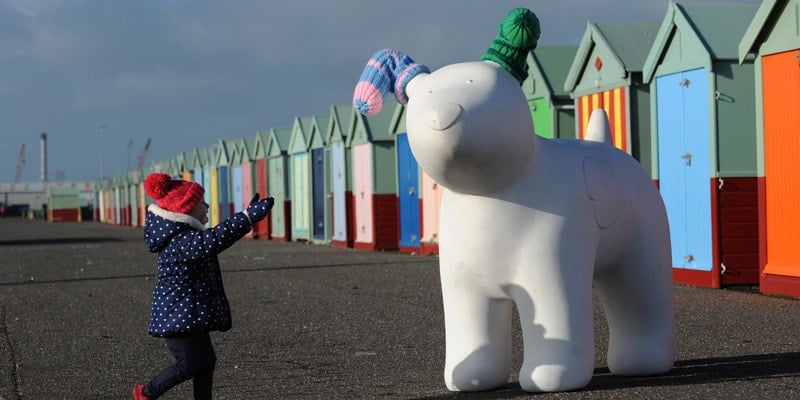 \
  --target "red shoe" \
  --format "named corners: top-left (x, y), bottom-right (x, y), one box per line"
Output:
top-left (132, 384), bottom-right (152, 400)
